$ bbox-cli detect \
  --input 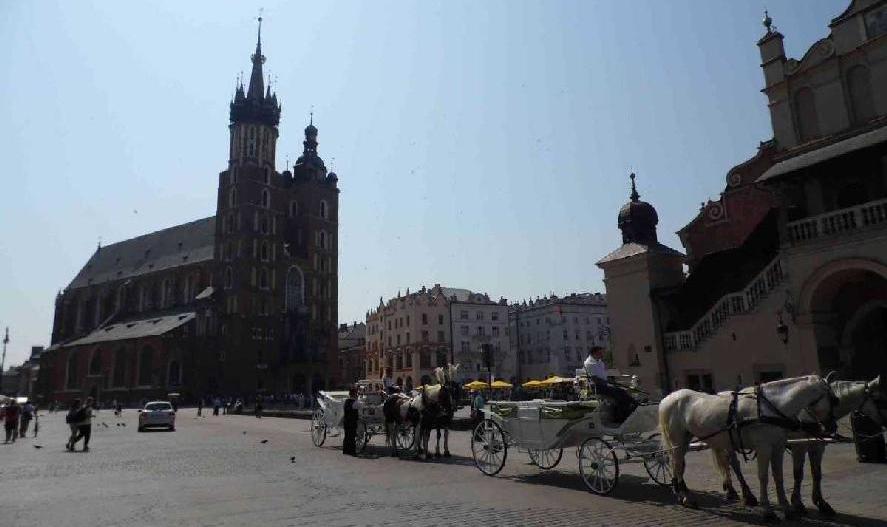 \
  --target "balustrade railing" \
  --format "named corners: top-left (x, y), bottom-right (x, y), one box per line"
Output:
top-left (787, 198), bottom-right (887, 245)
top-left (664, 257), bottom-right (785, 353)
